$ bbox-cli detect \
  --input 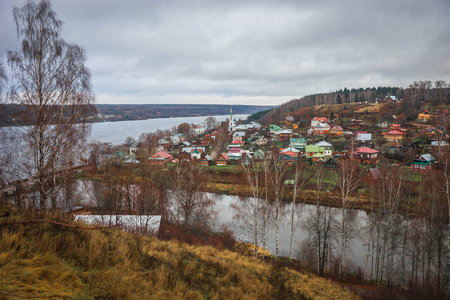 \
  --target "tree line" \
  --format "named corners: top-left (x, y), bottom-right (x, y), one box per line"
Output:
top-left (256, 82), bottom-right (450, 125)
